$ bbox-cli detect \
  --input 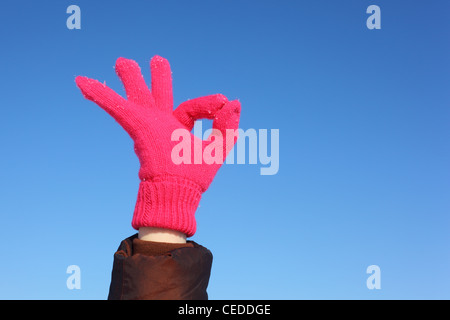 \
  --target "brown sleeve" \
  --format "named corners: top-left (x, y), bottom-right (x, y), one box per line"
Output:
top-left (107, 234), bottom-right (213, 300)
top-left (132, 238), bottom-right (194, 256)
